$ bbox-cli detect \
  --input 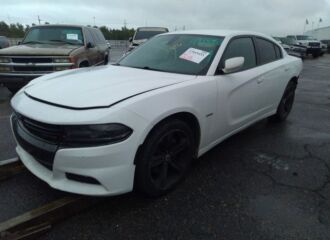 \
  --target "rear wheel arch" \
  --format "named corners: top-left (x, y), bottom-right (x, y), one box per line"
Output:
top-left (290, 76), bottom-right (298, 87)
